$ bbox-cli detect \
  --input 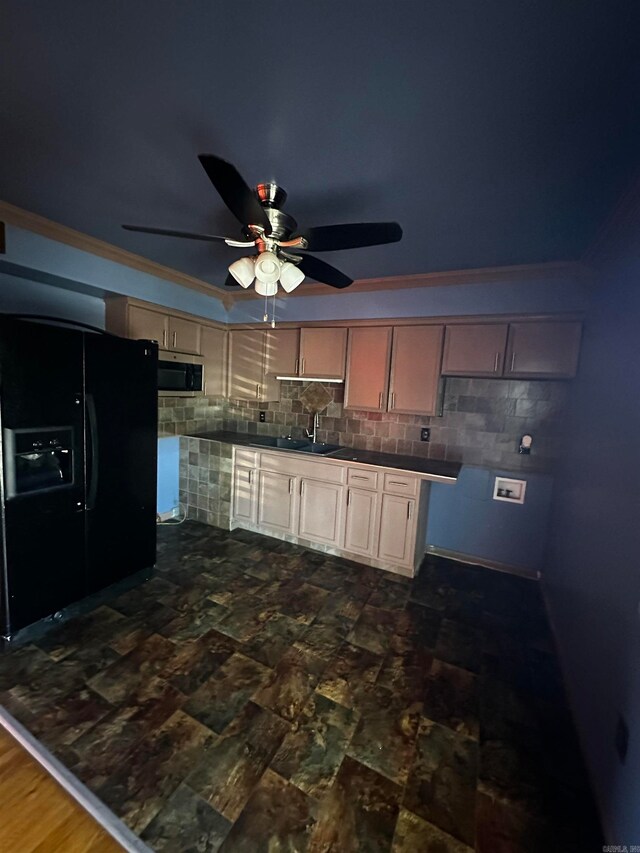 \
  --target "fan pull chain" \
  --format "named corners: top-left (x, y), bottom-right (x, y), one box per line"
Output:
top-left (263, 294), bottom-right (268, 324)
top-left (271, 292), bottom-right (276, 328)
